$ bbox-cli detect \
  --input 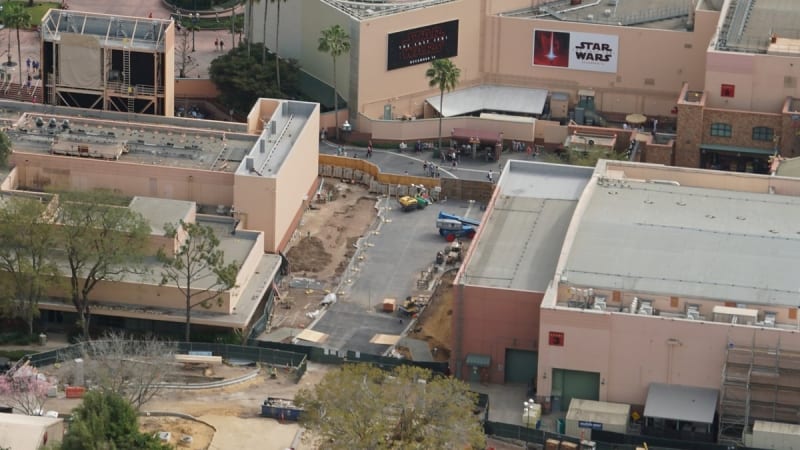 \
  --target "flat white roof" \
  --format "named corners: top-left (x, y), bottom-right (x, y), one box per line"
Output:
top-left (426, 85), bottom-right (548, 117)
top-left (461, 161), bottom-right (592, 291)
top-left (566, 399), bottom-right (630, 426)
top-left (0, 414), bottom-right (62, 450)
top-left (128, 196), bottom-right (194, 235)
top-left (644, 383), bottom-right (718, 424)
top-left (562, 177), bottom-right (800, 307)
